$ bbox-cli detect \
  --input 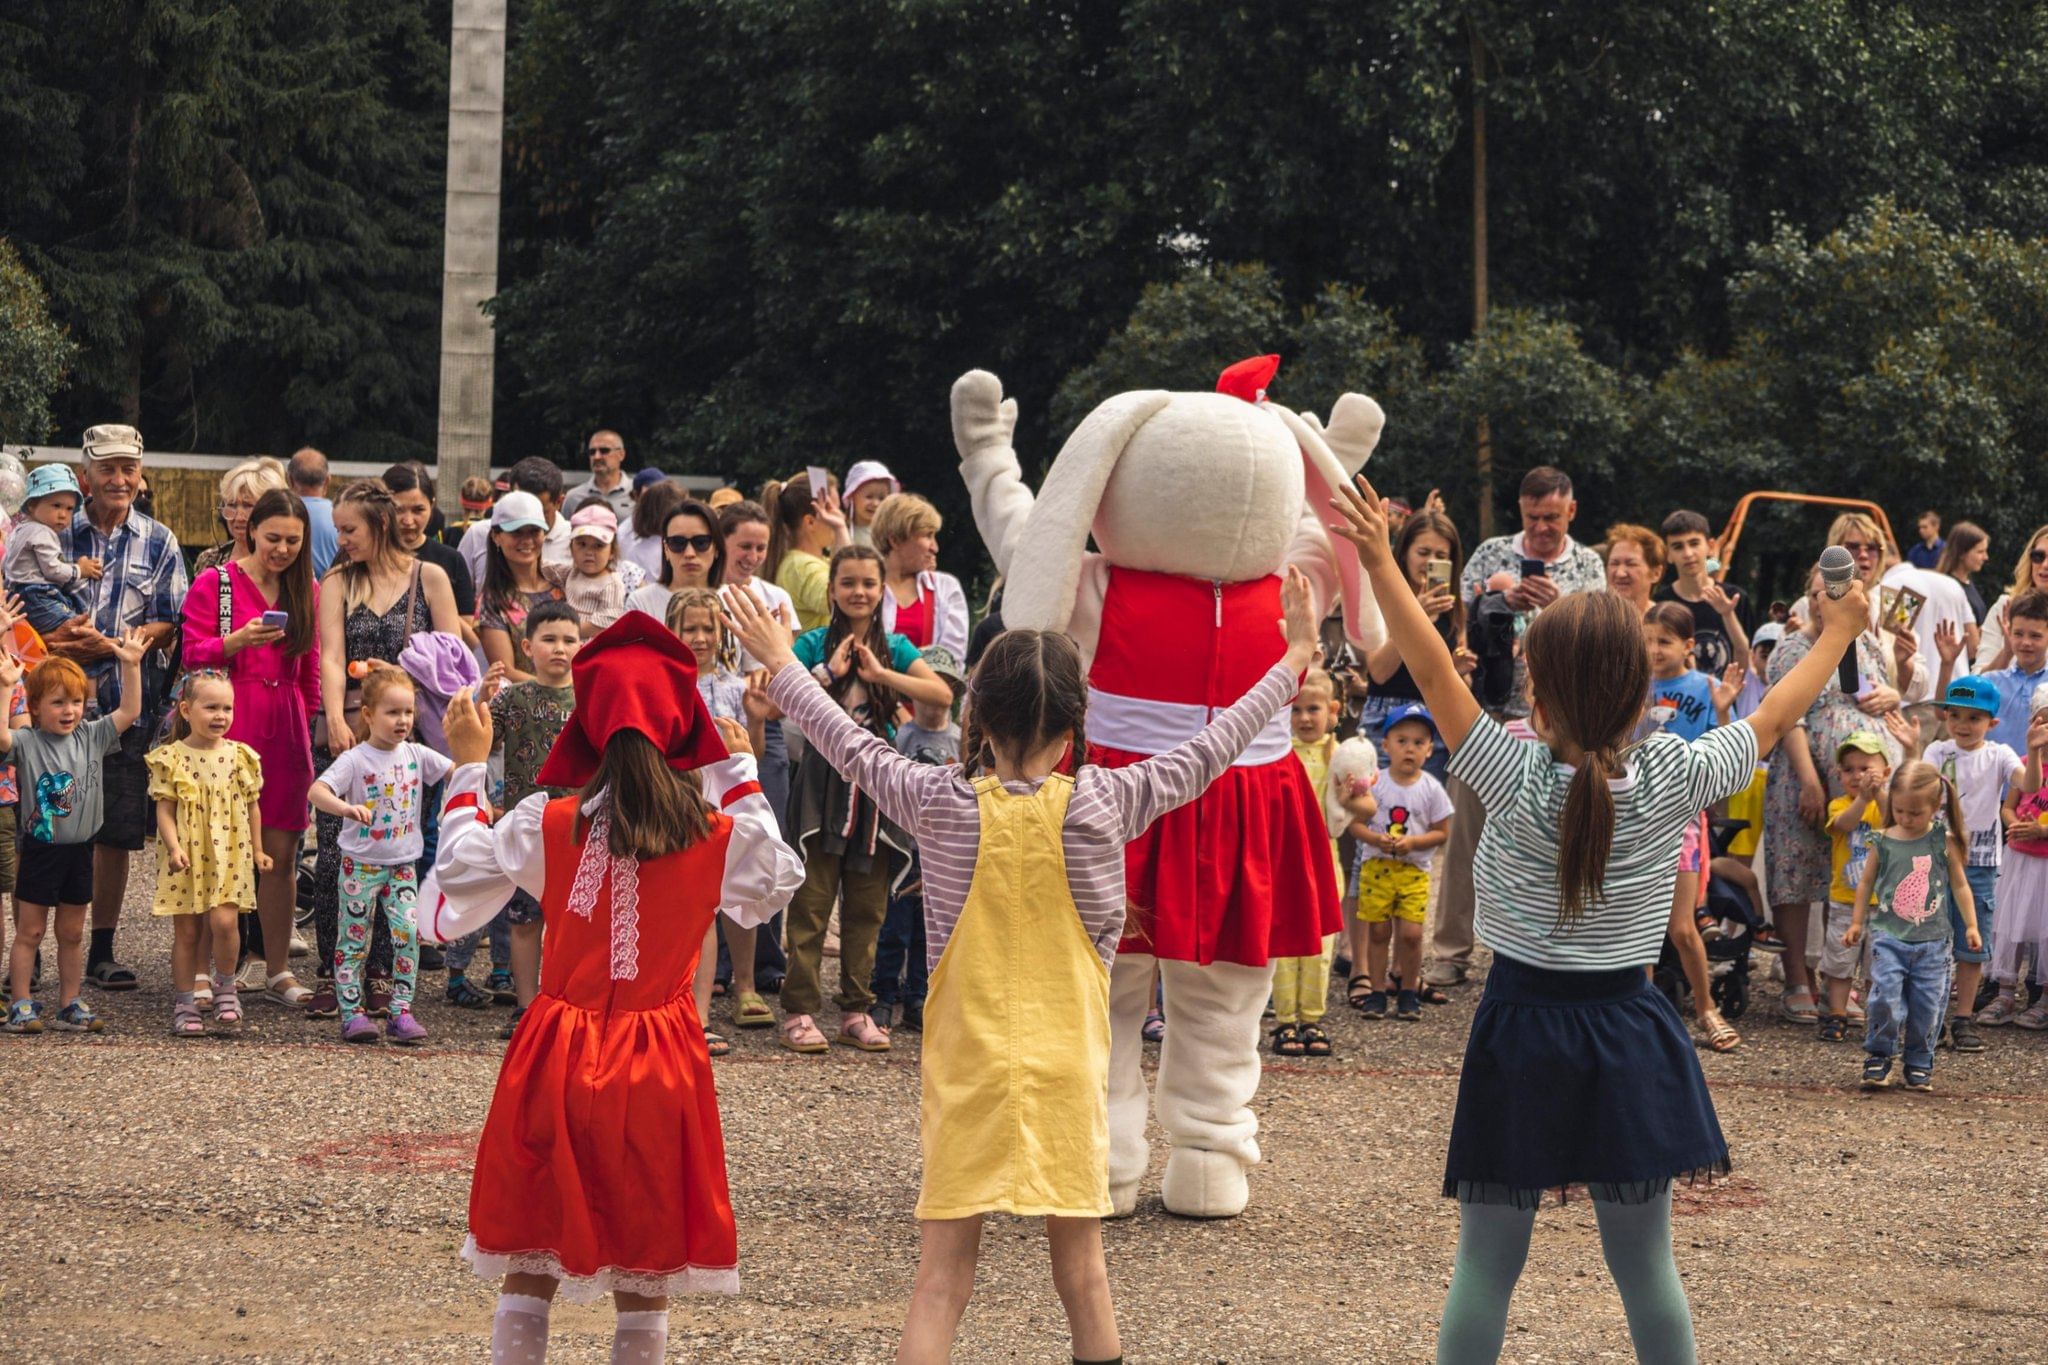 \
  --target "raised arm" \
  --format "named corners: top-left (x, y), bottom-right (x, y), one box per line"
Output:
top-left (701, 719), bottom-right (803, 927)
top-left (951, 370), bottom-right (1034, 580)
top-left (1745, 583), bottom-right (1871, 758)
top-left (420, 689), bottom-right (546, 942)
top-left (1328, 476), bottom-right (1480, 751)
